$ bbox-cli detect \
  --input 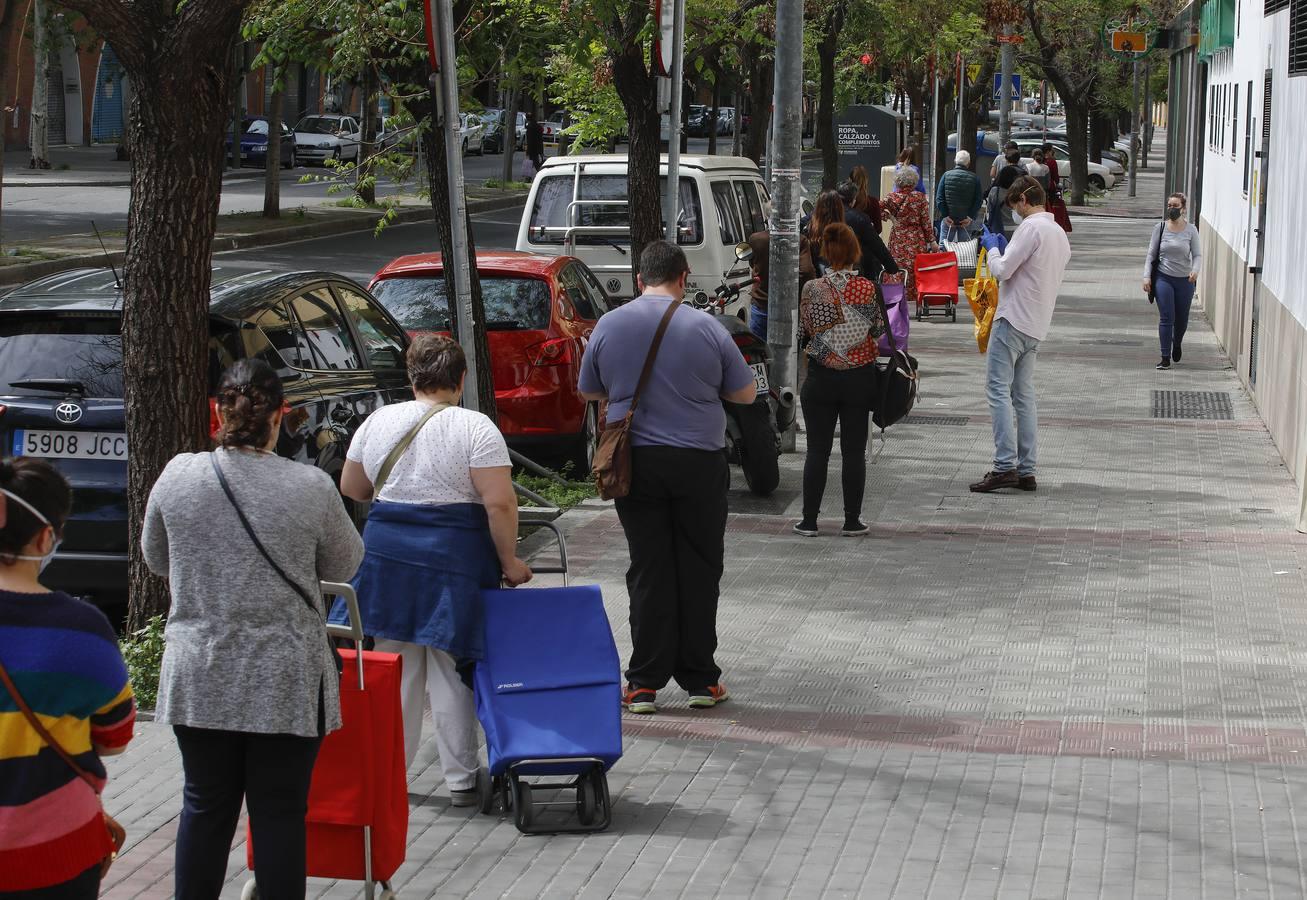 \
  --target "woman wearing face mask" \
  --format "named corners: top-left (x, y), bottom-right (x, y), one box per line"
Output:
top-left (0, 458), bottom-right (136, 898)
top-left (1142, 192), bottom-right (1202, 370)
top-left (142, 359), bottom-right (365, 899)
